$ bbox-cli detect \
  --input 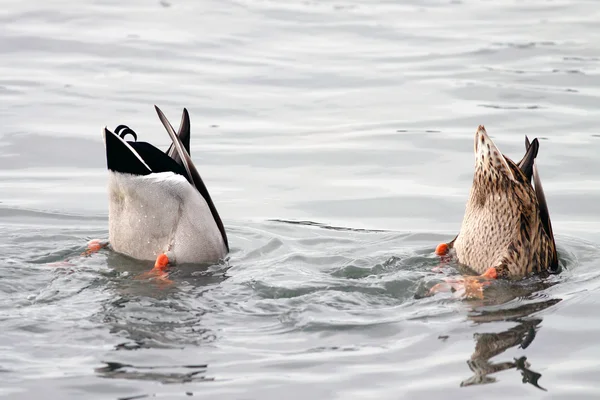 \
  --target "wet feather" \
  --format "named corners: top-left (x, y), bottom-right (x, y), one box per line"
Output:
top-left (448, 126), bottom-right (557, 278)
